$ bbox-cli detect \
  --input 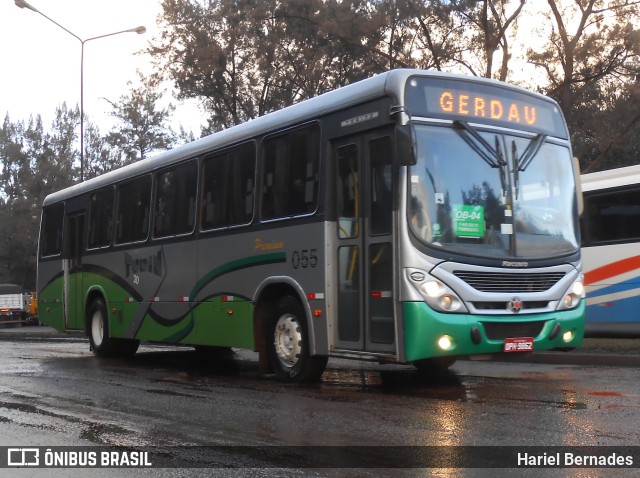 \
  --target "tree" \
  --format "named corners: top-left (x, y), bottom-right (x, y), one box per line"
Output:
top-left (0, 108), bottom-right (76, 289)
top-left (459, 0), bottom-right (526, 80)
top-left (83, 121), bottom-right (118, 180)
top-left (148, 1), bottom-right (533, 129)
top-left (147, 0), bottom-right (640, 170)
top-left (149, 0), bottom-right (405, 132)
top-left (527, 0), bottom-right (640, 172)
top-left (48, 103), bottom-right (79, 185)
top-left (105, 72), bottom-right (176, 164)
top-left (176, 125), bottom-right (196, 145)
